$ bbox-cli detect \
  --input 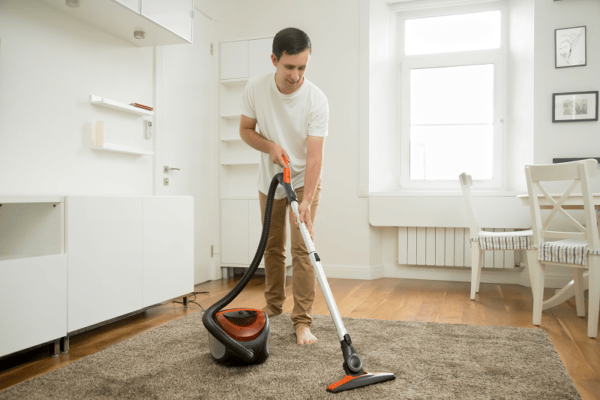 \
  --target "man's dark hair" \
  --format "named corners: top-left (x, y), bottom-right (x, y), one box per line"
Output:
top-left (272, 28), bottom-right (311, 61)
